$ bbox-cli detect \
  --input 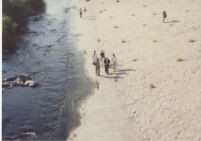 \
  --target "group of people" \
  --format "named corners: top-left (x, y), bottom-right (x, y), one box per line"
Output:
top-left (92, 50), bottom-right (117, 76)
top-left (79, 7), bottom-right (87, 18)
